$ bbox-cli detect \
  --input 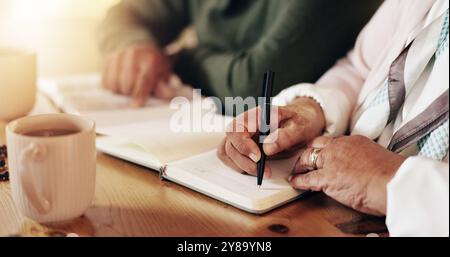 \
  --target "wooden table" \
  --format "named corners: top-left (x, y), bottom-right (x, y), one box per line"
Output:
top-left (0, 96), bottom-right (388, 237)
